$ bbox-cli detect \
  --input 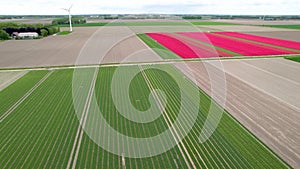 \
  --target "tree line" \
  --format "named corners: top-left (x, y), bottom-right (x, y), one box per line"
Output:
top-left (0, 22), bottom-right (60, 40)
